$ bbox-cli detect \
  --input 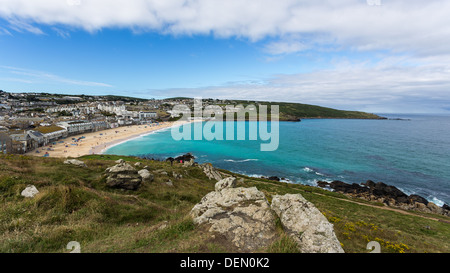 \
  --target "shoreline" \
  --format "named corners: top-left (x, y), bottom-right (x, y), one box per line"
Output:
top-left (26, 120), bottom-right (190, 158)
top-left (93, 122), bottom-right (181, 155)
